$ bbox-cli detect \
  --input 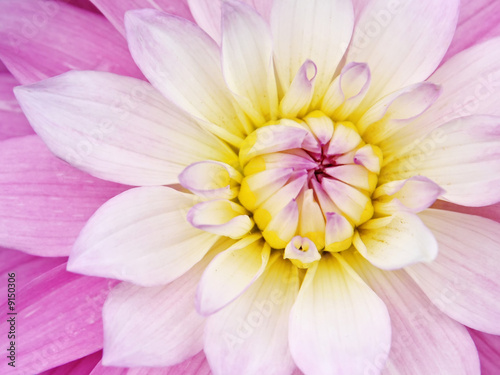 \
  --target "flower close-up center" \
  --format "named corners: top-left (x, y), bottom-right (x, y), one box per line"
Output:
top-left (4, 0), bottom-right (500, 373)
